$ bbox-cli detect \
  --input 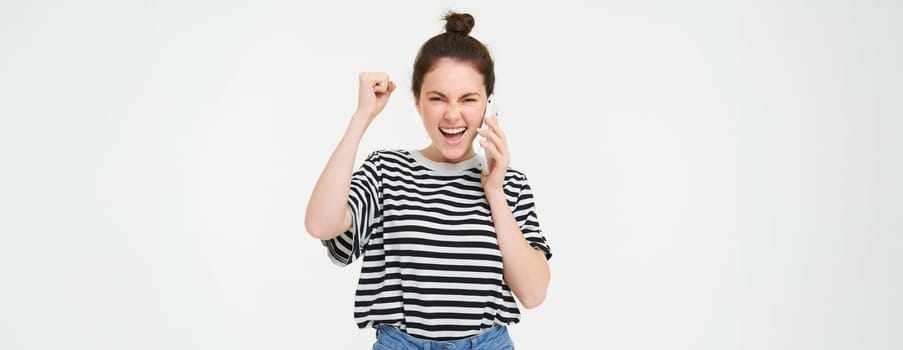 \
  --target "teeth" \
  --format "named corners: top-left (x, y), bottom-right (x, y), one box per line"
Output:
top-left (440, 127), bottom-right (466, 134)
